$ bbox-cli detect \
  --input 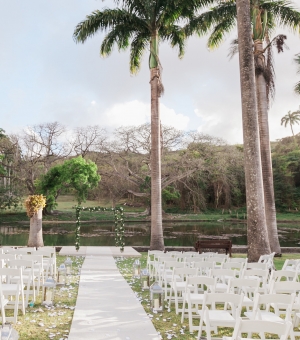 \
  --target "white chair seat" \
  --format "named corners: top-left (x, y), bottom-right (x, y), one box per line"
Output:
top-left (245, 311), bottom-right (283, 323)
top-left (2, 284), bottom-right (24, 294)
top-left (183, 292), bottom-right (204, 303)
top-left (215, 282), bottom-right (228, 292)
top-left (203, 310), bottom-right (236, 324)
top-left (242, 295), bottom-right (253, 306)
top-left (172, 282), bottom-right (192, 289)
